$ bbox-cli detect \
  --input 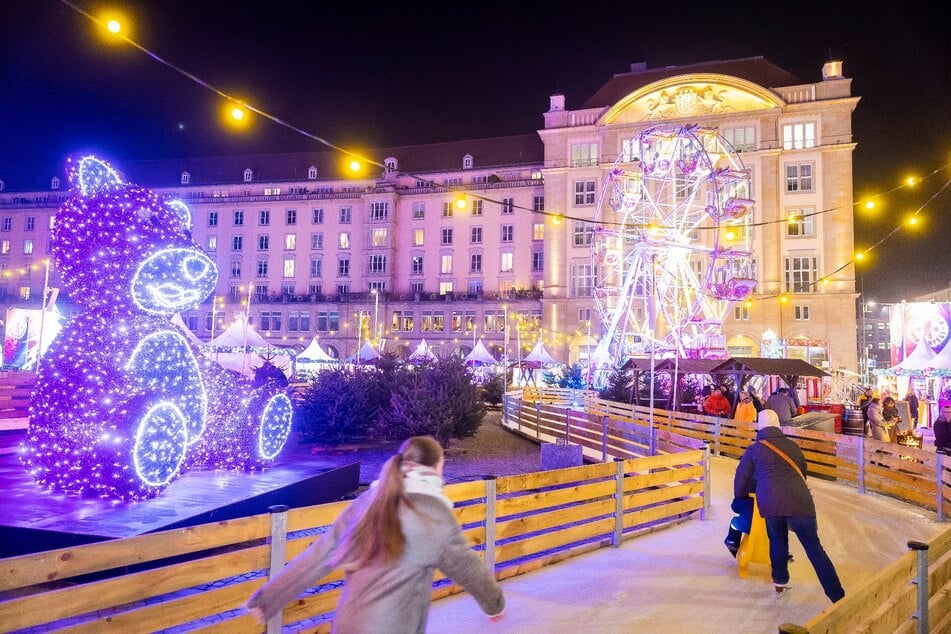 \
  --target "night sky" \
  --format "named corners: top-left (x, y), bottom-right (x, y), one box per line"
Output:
top-left (1, 0), bottom-right (948, 301)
